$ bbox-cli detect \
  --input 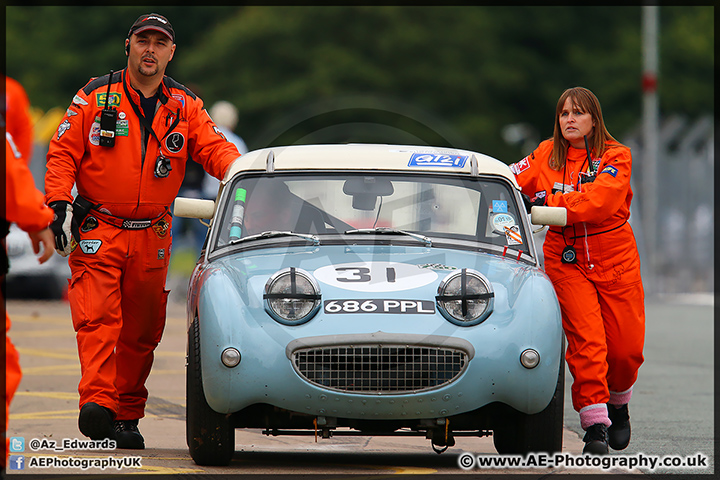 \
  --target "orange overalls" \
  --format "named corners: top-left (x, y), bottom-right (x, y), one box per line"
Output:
top-left (45, 69), bottom-right (240, 421)
top-left (512, 139), bottom-right (645, 429)
top-left (4, 76), bottom-right (35, 163)
top-left (3, 133), bottom-right (54, 468)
